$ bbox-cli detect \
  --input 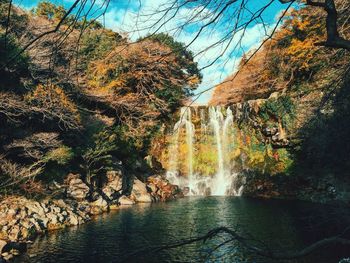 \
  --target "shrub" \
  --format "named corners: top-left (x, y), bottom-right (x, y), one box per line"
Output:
top-left (259, 95), bottom-right (296, 129)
